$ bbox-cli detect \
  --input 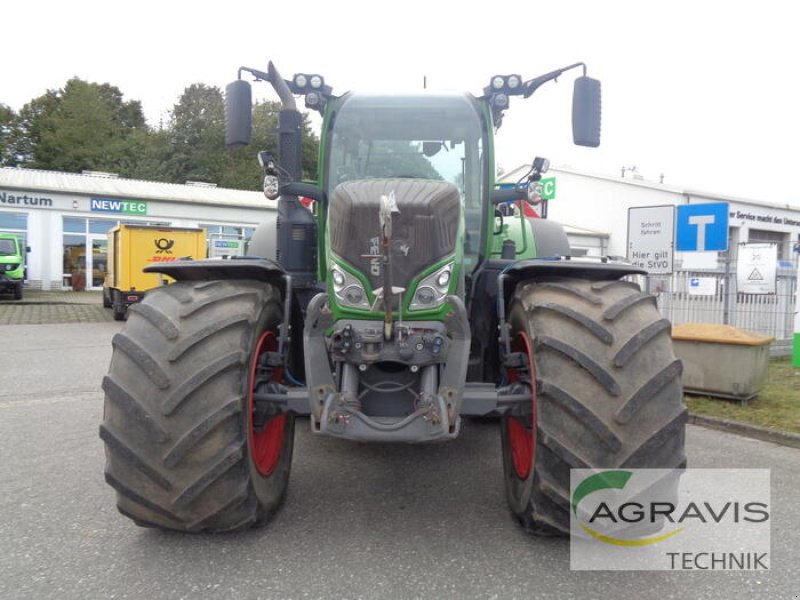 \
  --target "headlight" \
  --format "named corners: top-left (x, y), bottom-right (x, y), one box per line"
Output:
top-left (331, 265), bottom-right (370, 309)
top-left (263, 174), bottom-right (280, 200)
top-left (410, 262), bottom-right (453, 311)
